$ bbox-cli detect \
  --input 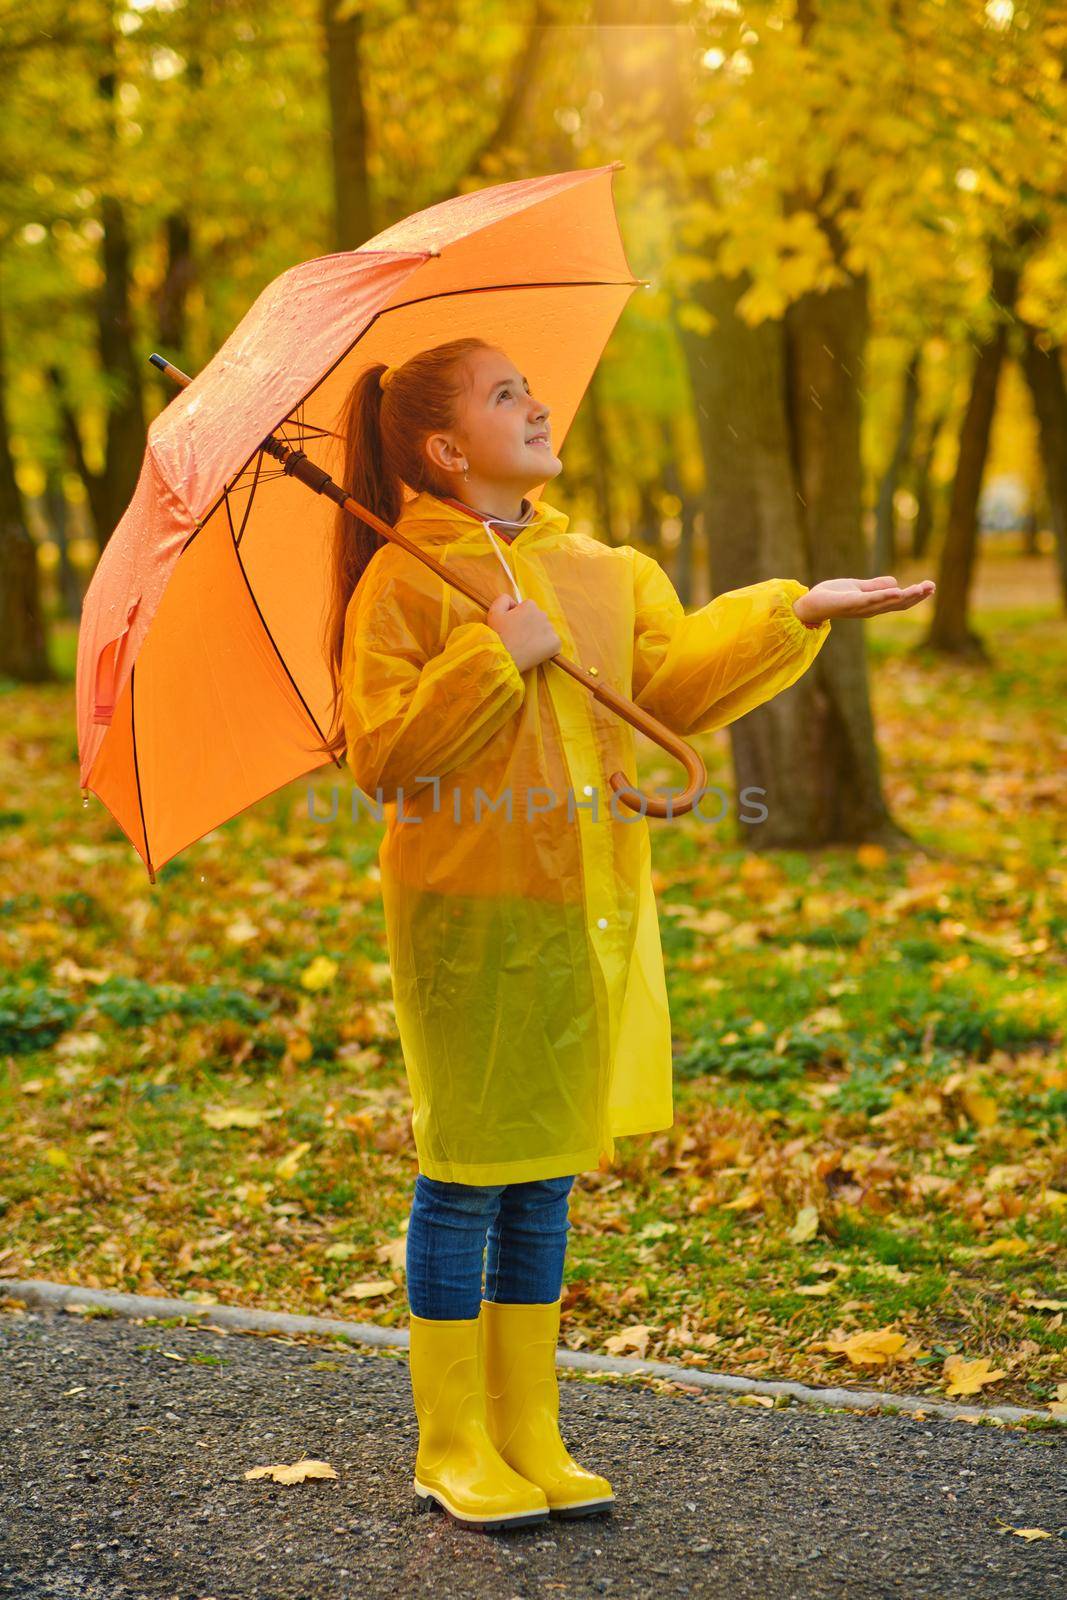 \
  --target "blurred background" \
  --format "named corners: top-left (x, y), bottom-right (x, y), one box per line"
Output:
top-left (3, 2), bottom-right (1064, 673)
top-left (1, 2), bottom-right (1064, 1403)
